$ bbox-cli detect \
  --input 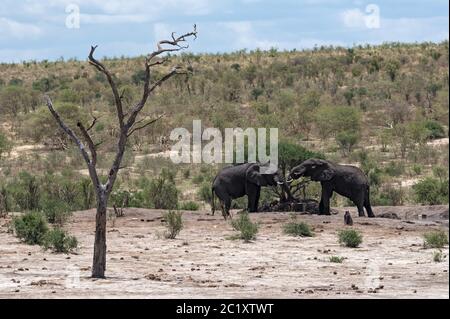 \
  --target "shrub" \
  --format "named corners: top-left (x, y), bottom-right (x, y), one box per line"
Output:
top-left (423, 231), bottom-right (448, 249)
top-left (329, 256), bottom-right (345, 263)
top-left (41, 198), bottom-right (71, 226)
top-left (179, 201), bottom-right (199, 211)
top-left (424, 120), bottom-right (446, 139)
top-left (433, 250), bottom-right (444, 262)
top-left (231, 212), bottom-right (259, 242)
top-left (0, 132), bottom-right (12, 159)
top-left (338, 229), bottom-right (363, 248)
top-left (198, 182), bottom-right (213, 204)
top-left (412, 177), bottom-right (449, 205)
top-left (145, 173), bottom-right (178, 209)
top-left (42, 228), bottom-right (78, 253)
top-left (336, 131), bottom-right (359, 155)
top-left (283, 220), bottom-right (313, 237)
top-left (11, 171), bottom-right (41, 211)
top-left (192, 174), bottom-right (204, 184)
top-left (13, 211), bottom-right (49, 245)
top-left (163, 211), bottom-right (183, 239)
